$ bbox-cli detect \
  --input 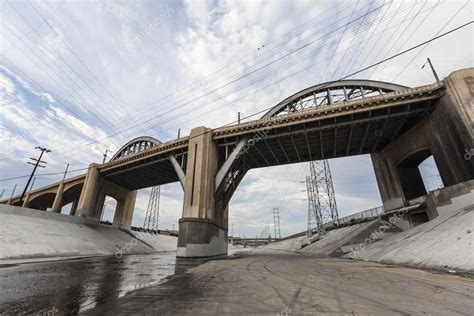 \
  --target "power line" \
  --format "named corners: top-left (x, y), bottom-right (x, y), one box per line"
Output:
top-left (392, 0), bottom-right (470, 81)
top-left (1, 10), bottom-right (123, 133)
top-left (366, 0), bottom-right (427, 79)
top-left (26, 0), bottom-right (151, 136)
top-left (94, 1), bottom-right (362, 123)
top-left (18, 146), bottom-right (51, 204)
top-left (2, 21), bottom-right (471, 184)
top-left (1, 0), bottom-right (414, 170)
top-left (48, 3), bottom-right (428, 157)
top-left (373, 0), bottom-right (442, 78)
top-left (48, 1), bottom-right (387, 138)
top-left (0, 167), bottom-right (88, 182)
